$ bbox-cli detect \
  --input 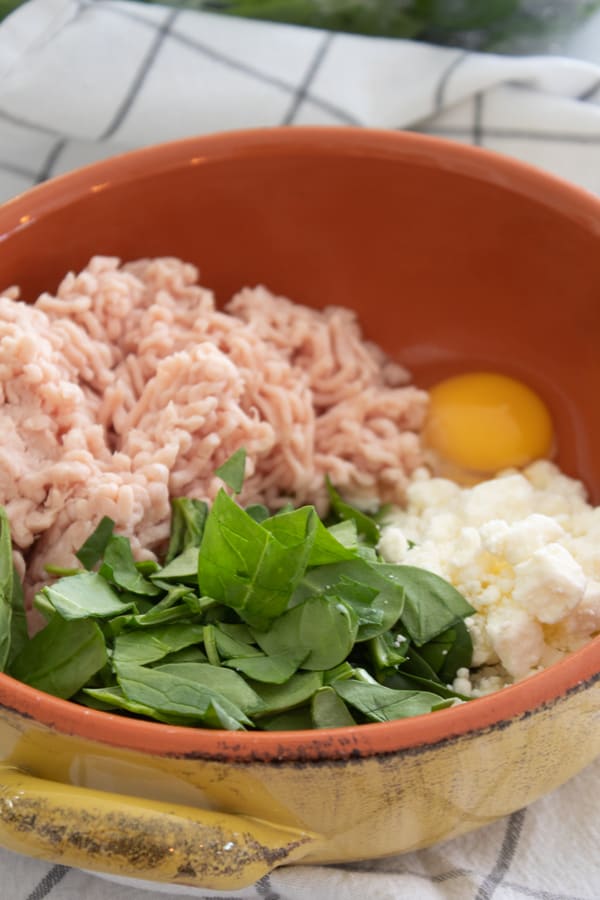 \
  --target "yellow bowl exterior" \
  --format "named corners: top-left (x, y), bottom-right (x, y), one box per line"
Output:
top-left (0, 677), bottom-right (598, 889)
